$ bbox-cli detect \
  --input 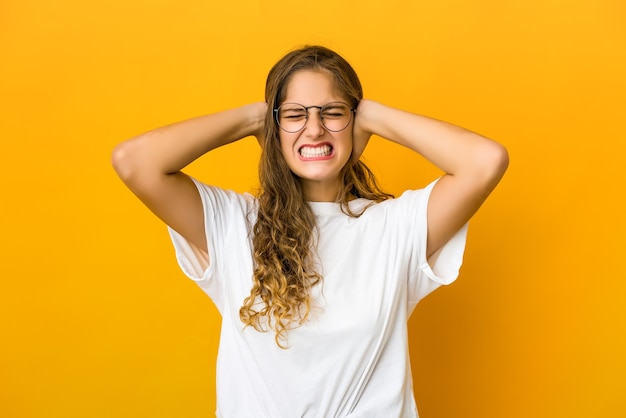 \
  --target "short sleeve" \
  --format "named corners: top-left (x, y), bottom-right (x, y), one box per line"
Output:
top-left (167, 178), bottom-right (255, 310)
top-left (403, 179), bottom-right (469, 311)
